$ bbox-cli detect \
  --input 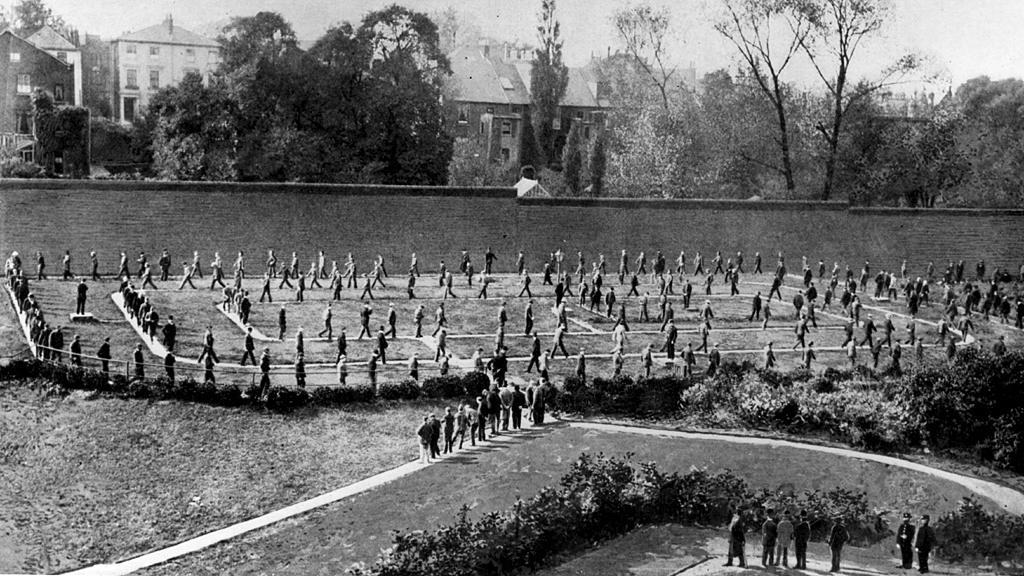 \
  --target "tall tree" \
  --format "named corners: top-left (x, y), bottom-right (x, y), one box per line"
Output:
top-left (561, 120), bottom-right (584, 195)
top-left (531, 0), bottom-right (569, 165)
top-left (715, 0), bottom-right (813, 193)
top-left (612, 3), bottom-right (677, 111)
top-left (432, 7), bottom-right (481, 54)
top-left (357, 5), bottom-right (453, 184)
top-left (519, 110), bottom-right (541, 172)
top-left (588, 129), bottom-right (608, 197)
top-left (796, 0), bottom-right (916, 200)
